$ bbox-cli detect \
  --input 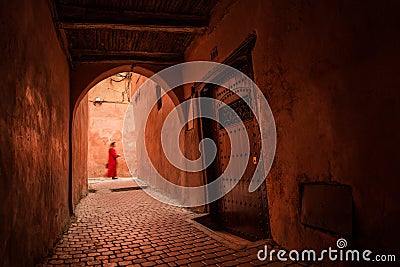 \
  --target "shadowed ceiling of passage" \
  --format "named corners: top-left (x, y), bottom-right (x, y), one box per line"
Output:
top-left (52, 0), bottom-right (219, 65)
